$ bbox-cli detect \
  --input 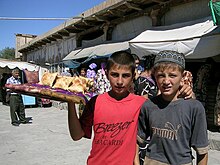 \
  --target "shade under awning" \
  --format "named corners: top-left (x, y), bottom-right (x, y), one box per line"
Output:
top-left (129, 17), bottom-right (220, 59)
top-left (63, 41), bottom-right (129, 61)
